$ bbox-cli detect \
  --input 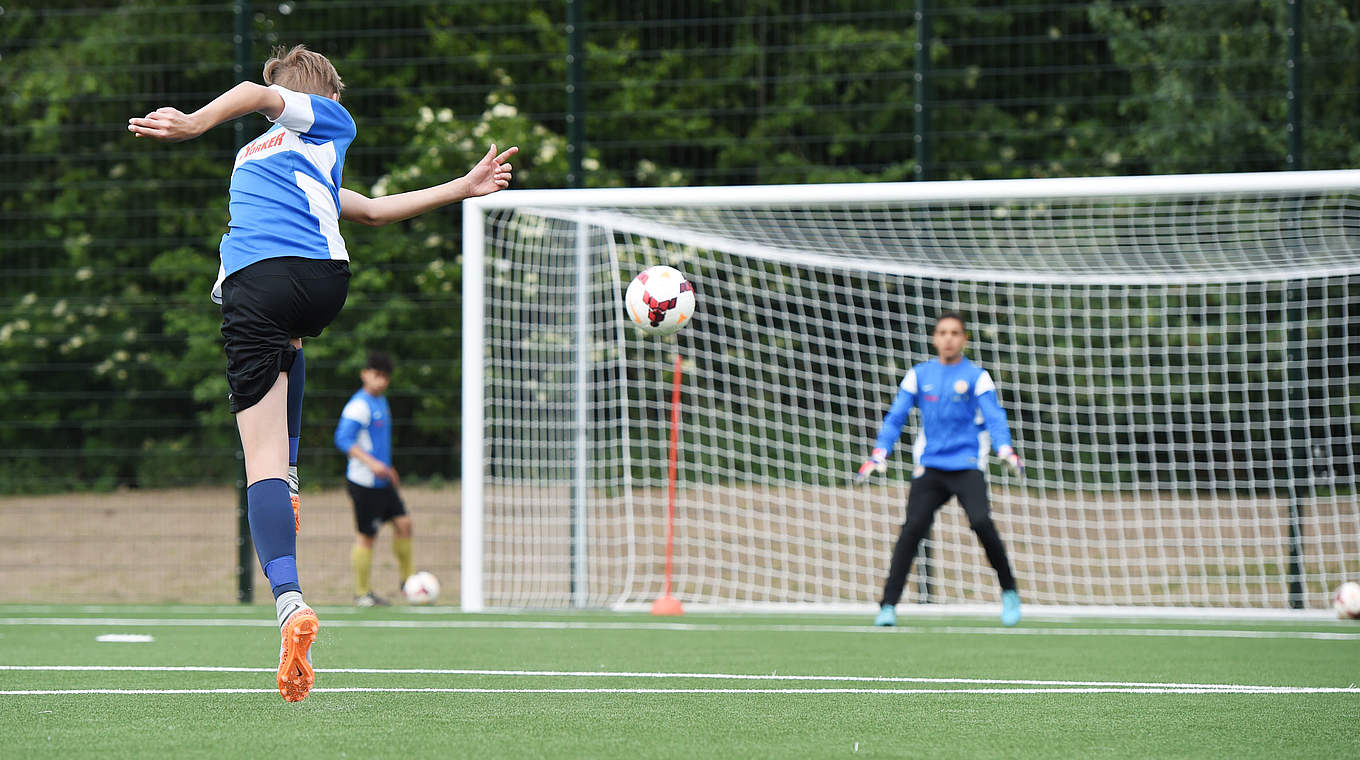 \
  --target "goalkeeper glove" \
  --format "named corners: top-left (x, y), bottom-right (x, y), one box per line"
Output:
top-left (855, 448), bottom-right (888, 484)
top-left (997, 445), bottom-right (1024, 477)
